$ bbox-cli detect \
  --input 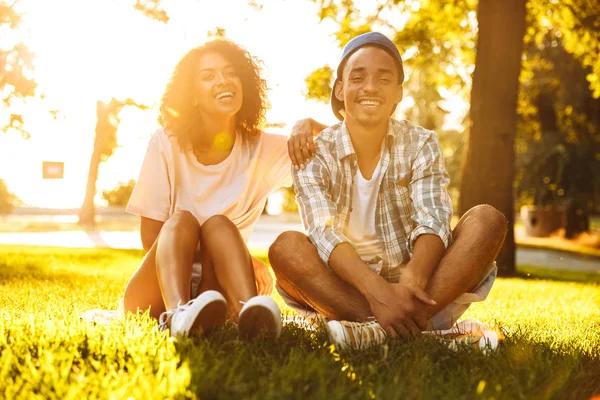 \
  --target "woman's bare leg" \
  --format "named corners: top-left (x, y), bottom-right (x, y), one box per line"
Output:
top-left (123, 240), bottom-right (165, 319)
top-left (155, 210), bottom-right (202, 310)
top-left (199, 215), bottom-right (258, 317)
top-left (123, 210), bottom-right (201, 319)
